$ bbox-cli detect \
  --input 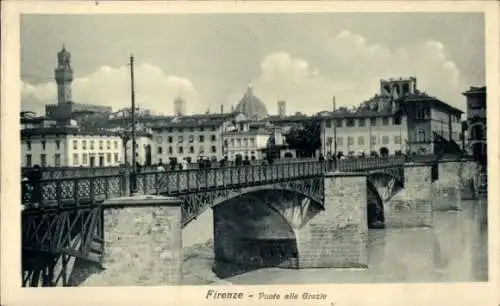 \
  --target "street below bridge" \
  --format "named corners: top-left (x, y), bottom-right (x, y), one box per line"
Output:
top-left (179, 198), bottom-right (487, 284)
